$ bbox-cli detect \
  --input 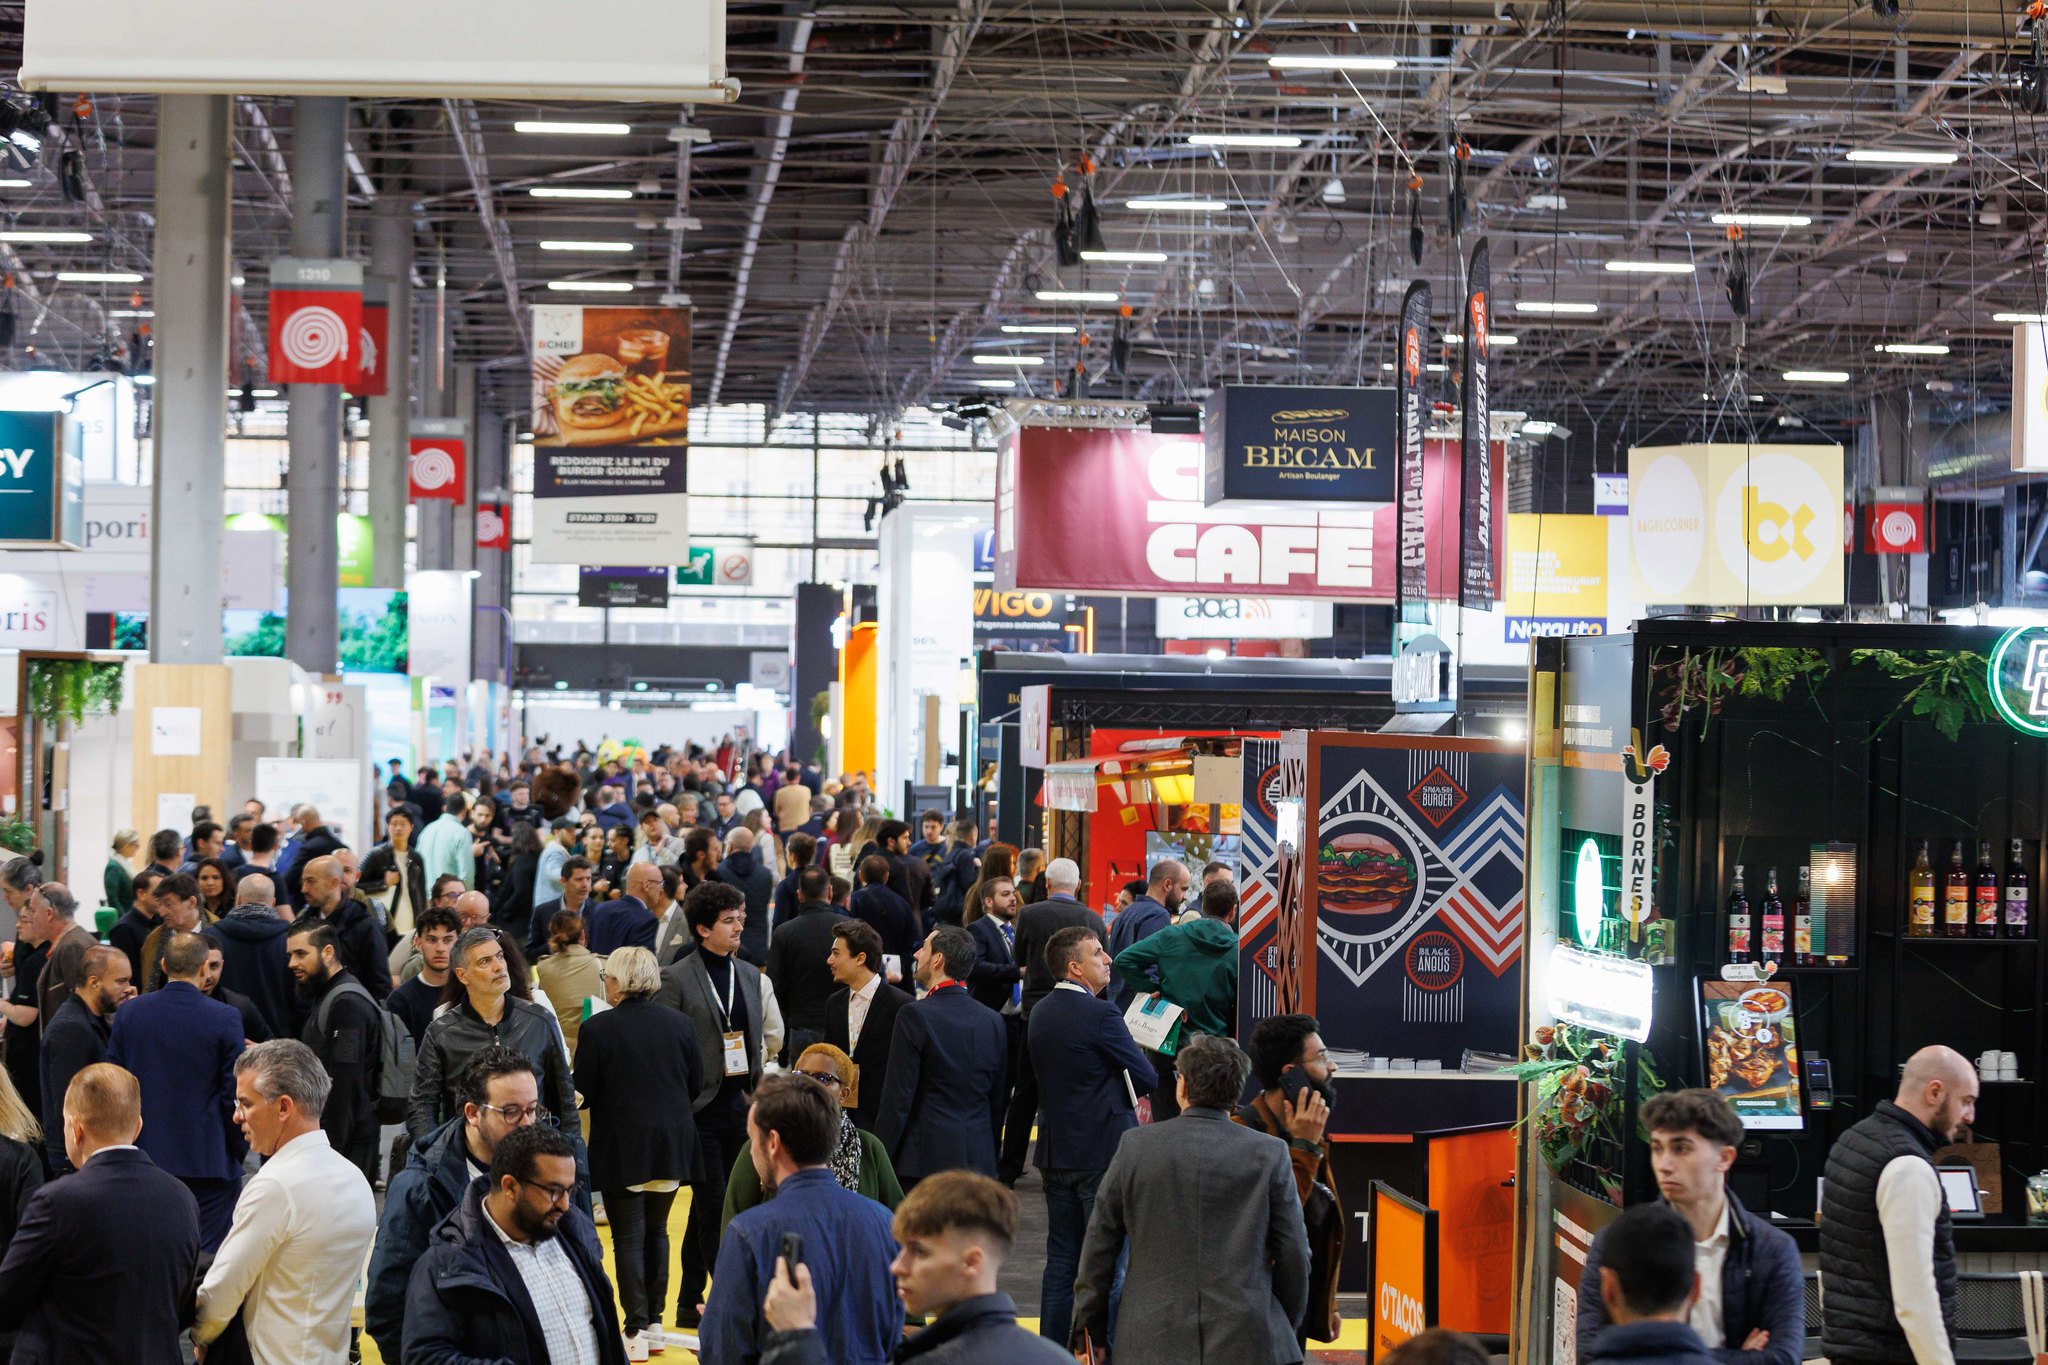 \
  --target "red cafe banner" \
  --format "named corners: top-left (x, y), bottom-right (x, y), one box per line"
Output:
top-left (994, 425), bottom-right (1500, 602)
top-left (266, 257), bottom-right (362, 386)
